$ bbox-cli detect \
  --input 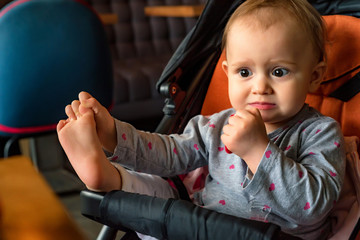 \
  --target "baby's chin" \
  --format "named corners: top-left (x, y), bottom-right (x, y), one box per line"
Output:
top-left (263, 114), bottom-right (298, 130)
